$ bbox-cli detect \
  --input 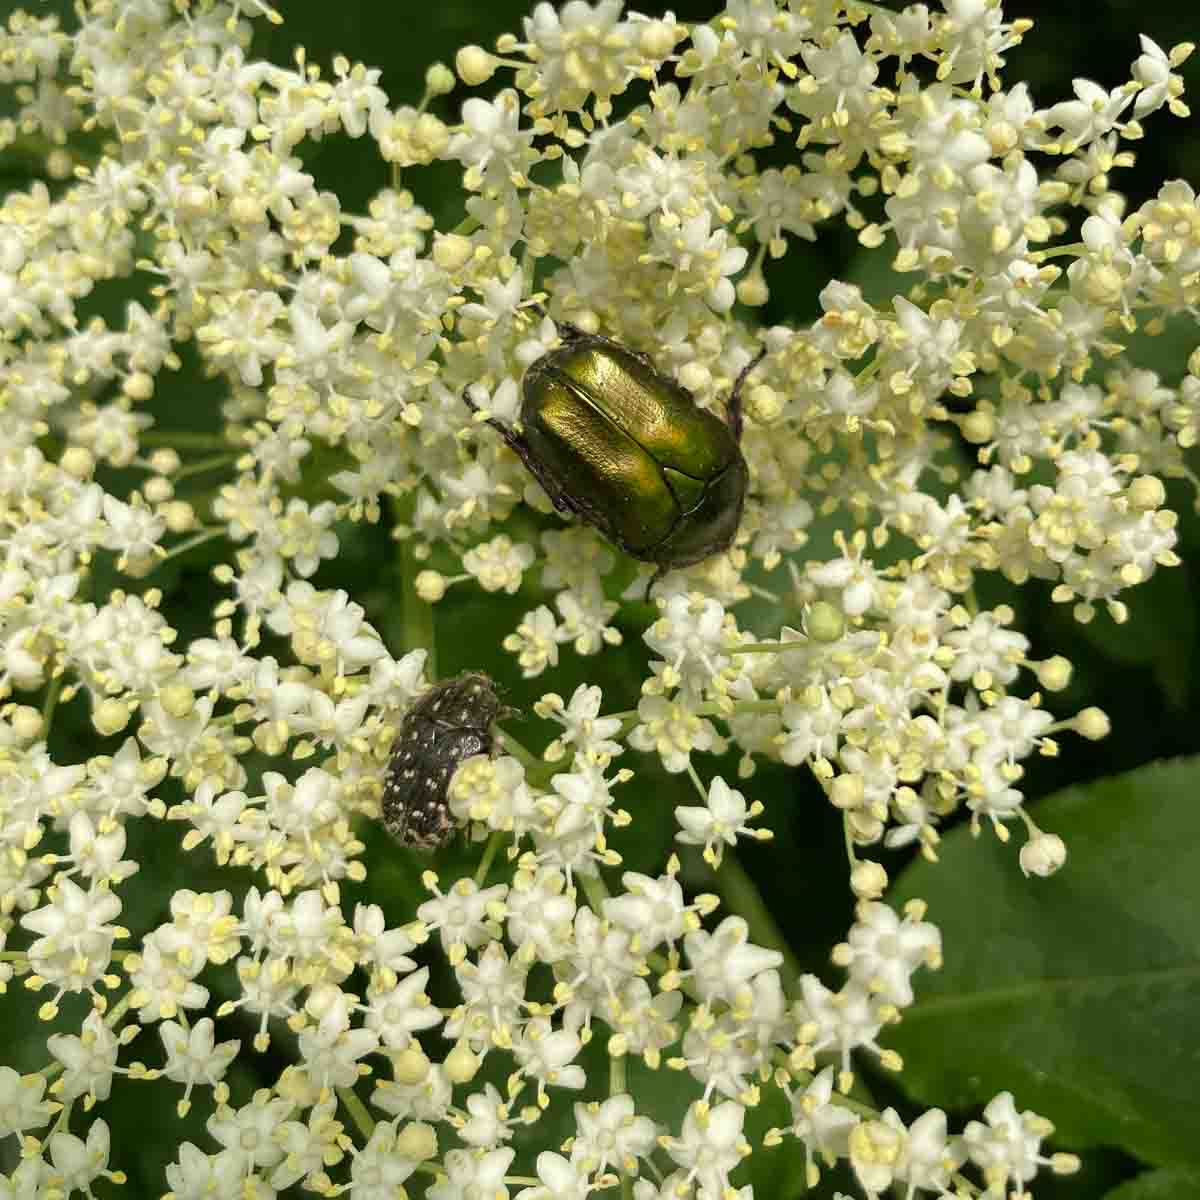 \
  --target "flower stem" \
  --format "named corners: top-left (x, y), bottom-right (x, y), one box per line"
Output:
top-left (392, 495), bottom-right (437, 674)
top-left (474, 829), bottom-right (505, 885)
top-left (337, 1084), bottom-right (375, 1141)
